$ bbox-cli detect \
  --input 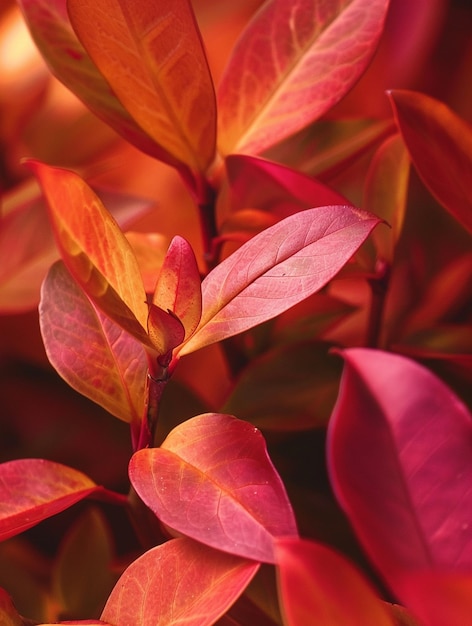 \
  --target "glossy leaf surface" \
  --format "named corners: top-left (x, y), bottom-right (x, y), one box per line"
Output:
top-left (217, 0), bottom-right (390, 155)
top-left (275, 537), bottom-right (395, 626)
top-left (29, 161), bottom-right (151, 345)
top-left (0, 459), bottom-right (97, 541)
top-left (389, 89), bottom-right (472, 233)
top-left (180, 205), bottom-right (380, 355)
top-left (152, 236), bottom-right (202, 340)
top-left (67, 0), bottom-right (217, 175)
top-left (40, 261), bottom-right (148, 424)
top-left (327, 348), bottom-right (472, 590)
top-left (17, 0), bottom-right (183, 169)
top-left (129, 414), bottom-right (298, 563)
top-left (101, 538), bottom-right (259, 626)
